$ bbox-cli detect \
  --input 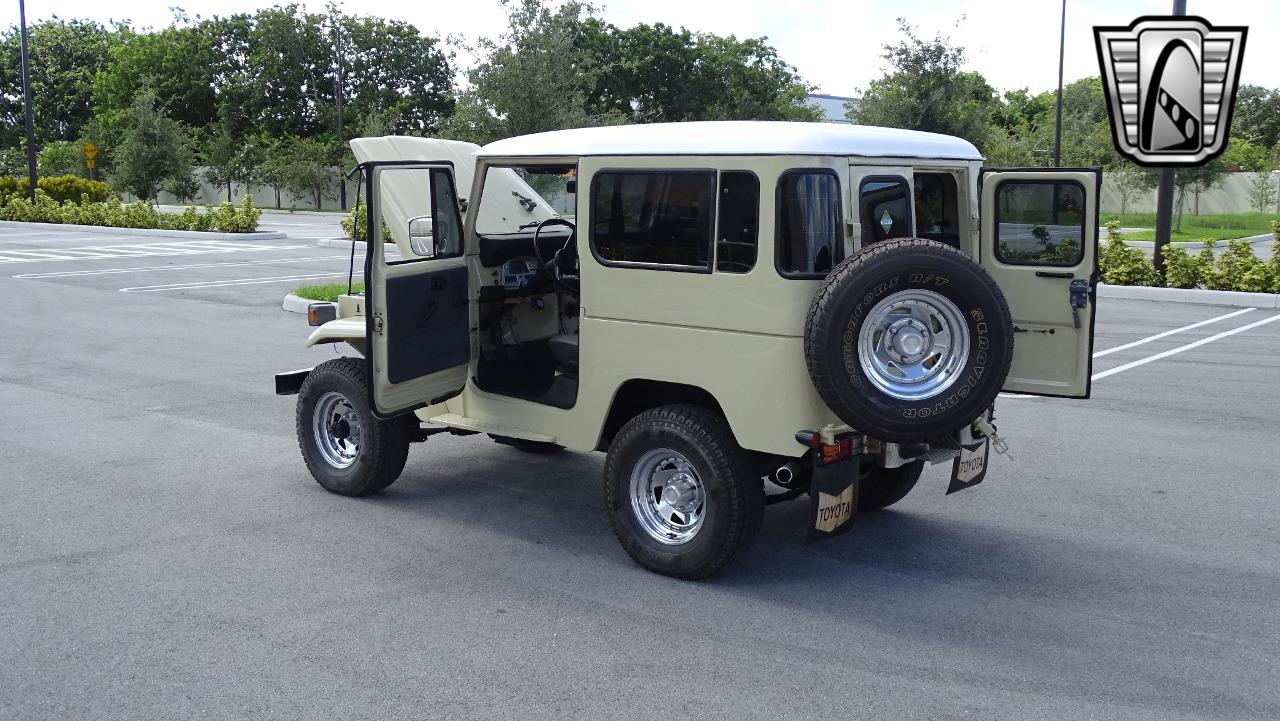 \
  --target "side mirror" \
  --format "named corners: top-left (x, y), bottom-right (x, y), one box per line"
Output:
top-left (565, 179), bottom-right (576, 194)
top-left (408, 215), bottom-right (435, 257)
